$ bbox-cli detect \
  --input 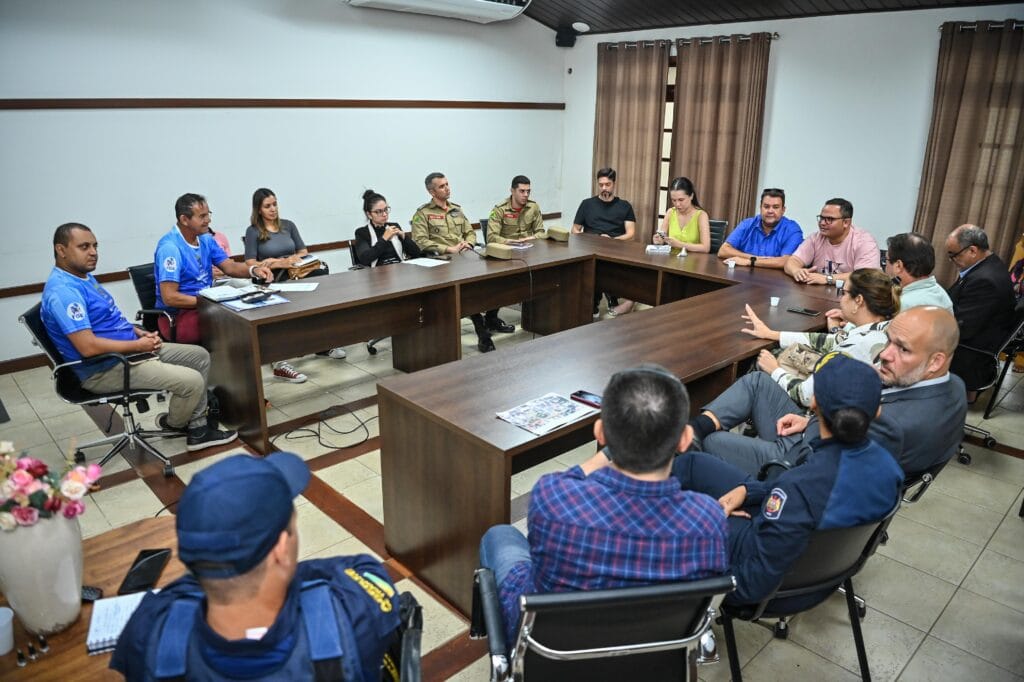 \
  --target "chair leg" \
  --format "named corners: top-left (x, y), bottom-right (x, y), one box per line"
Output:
top-left (1018, 494), bottom-right (1024, 518)
top-left (721, 615), bottom-right (743, 682)
top-left (843, 578), bottom-right (871, 681)
top-left (984, 357), bottom-right (1014, 419)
